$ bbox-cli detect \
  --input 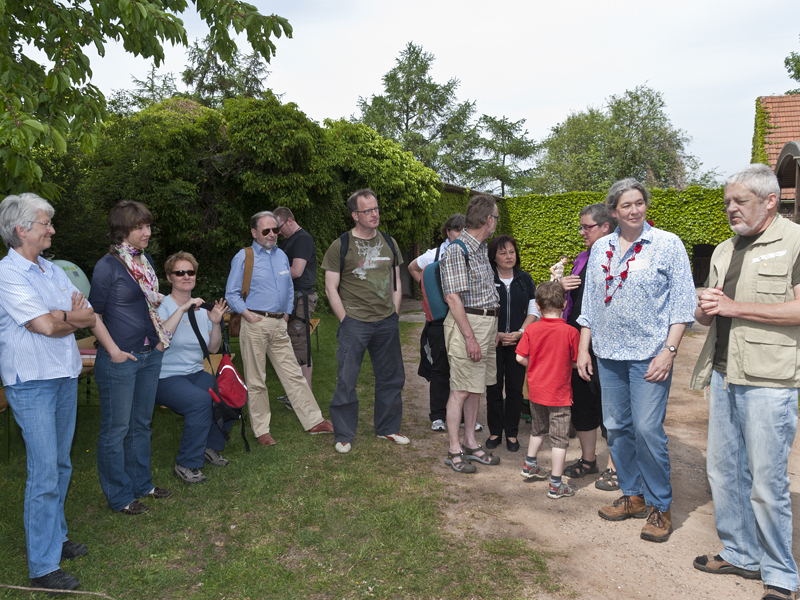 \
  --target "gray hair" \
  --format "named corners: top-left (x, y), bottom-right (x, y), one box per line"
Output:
top-left (725, 163), bottom-right (781, 202)
top-left (579, 203), bottom-right (618, 230)
top-left (250, 210), bottom-right (277, 231)
top-left (605, 178), bottom-right (651, 209)
top-left (0, 193), bottom-right (54, 249)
